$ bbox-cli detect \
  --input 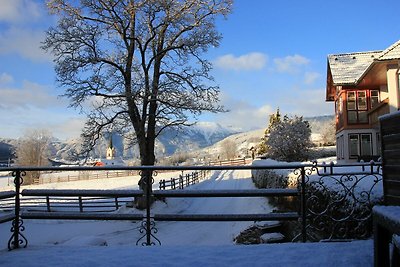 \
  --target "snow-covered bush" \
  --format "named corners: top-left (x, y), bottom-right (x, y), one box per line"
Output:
top-left (266, 116), bottom-right (312, 162)
top-left (252, 169), bottom-right (287, 189)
